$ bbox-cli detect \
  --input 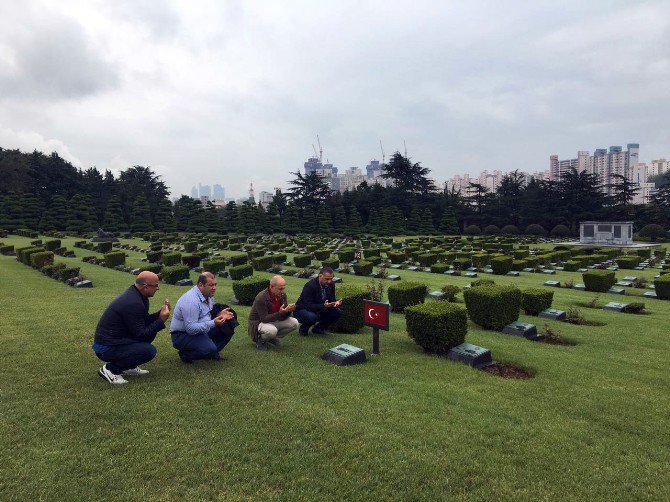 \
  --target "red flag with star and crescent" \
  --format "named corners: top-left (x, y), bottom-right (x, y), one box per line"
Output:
top-left (363, 300), bottom-right (390, 331)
